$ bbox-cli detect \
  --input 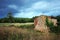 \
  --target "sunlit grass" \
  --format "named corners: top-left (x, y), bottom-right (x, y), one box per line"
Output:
top-left (0, 23), bottom-right (34, 27)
